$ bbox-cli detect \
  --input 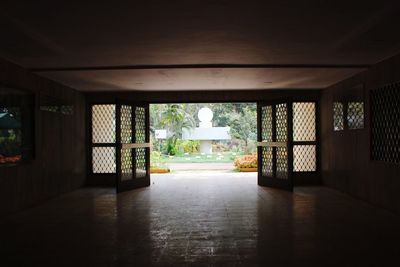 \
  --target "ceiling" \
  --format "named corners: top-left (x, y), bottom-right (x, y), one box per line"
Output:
top-left (1, 0), bottom-right (400, 91)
